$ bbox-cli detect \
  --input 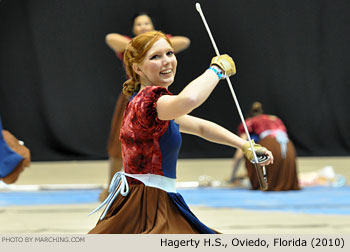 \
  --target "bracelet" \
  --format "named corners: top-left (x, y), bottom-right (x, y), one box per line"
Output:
top-left (208, 66), bottom-right (226, 80)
